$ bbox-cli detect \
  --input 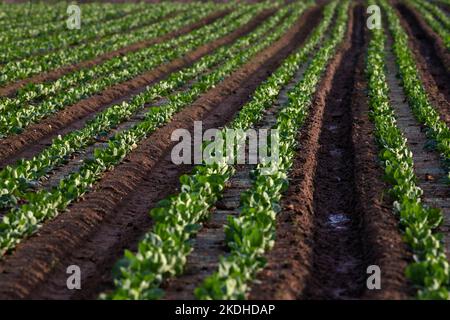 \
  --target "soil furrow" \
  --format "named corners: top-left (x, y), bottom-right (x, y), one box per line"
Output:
top-left (162, 58), bottom-right (310, 300)
top-left (250, 4), bottom-right (411, 300)
top-left (395, 2), bottom-right (450, 125)
top-left (0, 10), bottom-right (229, 97)
top-left (384, 36), bottom-right (450, 260)
top-left (0, 10), bottom-right (274, 170)
top-left (0, 6), bottom-right (322, 300)
top-left (8, 7), bottom-right (143, 43)
top-left (299, 4), bottom-right (365, 299)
